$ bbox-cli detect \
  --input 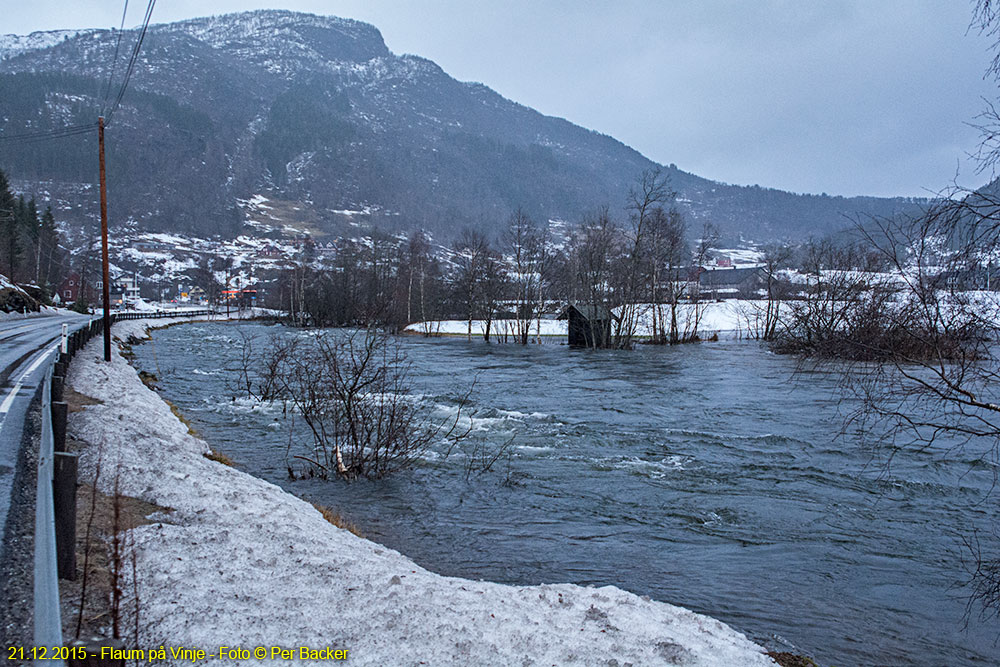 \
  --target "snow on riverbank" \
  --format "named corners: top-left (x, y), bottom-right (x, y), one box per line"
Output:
top-left (66, 317), bottom-right (776, 666)
top-left (404, 301), bottom-right (766, 338)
